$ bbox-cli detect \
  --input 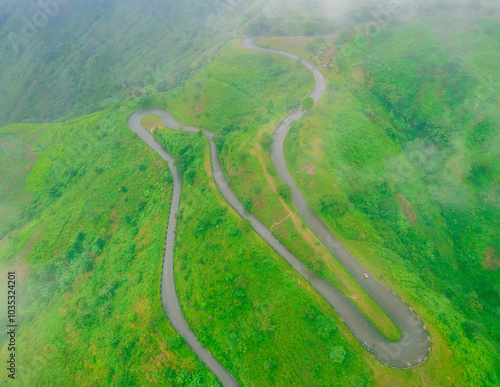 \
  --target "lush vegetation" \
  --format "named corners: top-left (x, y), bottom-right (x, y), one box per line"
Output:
top-left (4, 0), bottom-right (485, 126)
top-left (0, 40), bottom-right (377, 386)
top-left (155, 41), bottom-right (313, 135)
top-left (0, 0), bottom-right (266, 125)
top-left (2, 2), bottom-right (499, 385)
top-left (0, 106), bottom-right (221, 386)
top-left (149, 40), bottom-right (409, 343)
top-left (152, 126), bottom-right (372, 386)
top-left (263, 12), bottom-right (499, 385)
